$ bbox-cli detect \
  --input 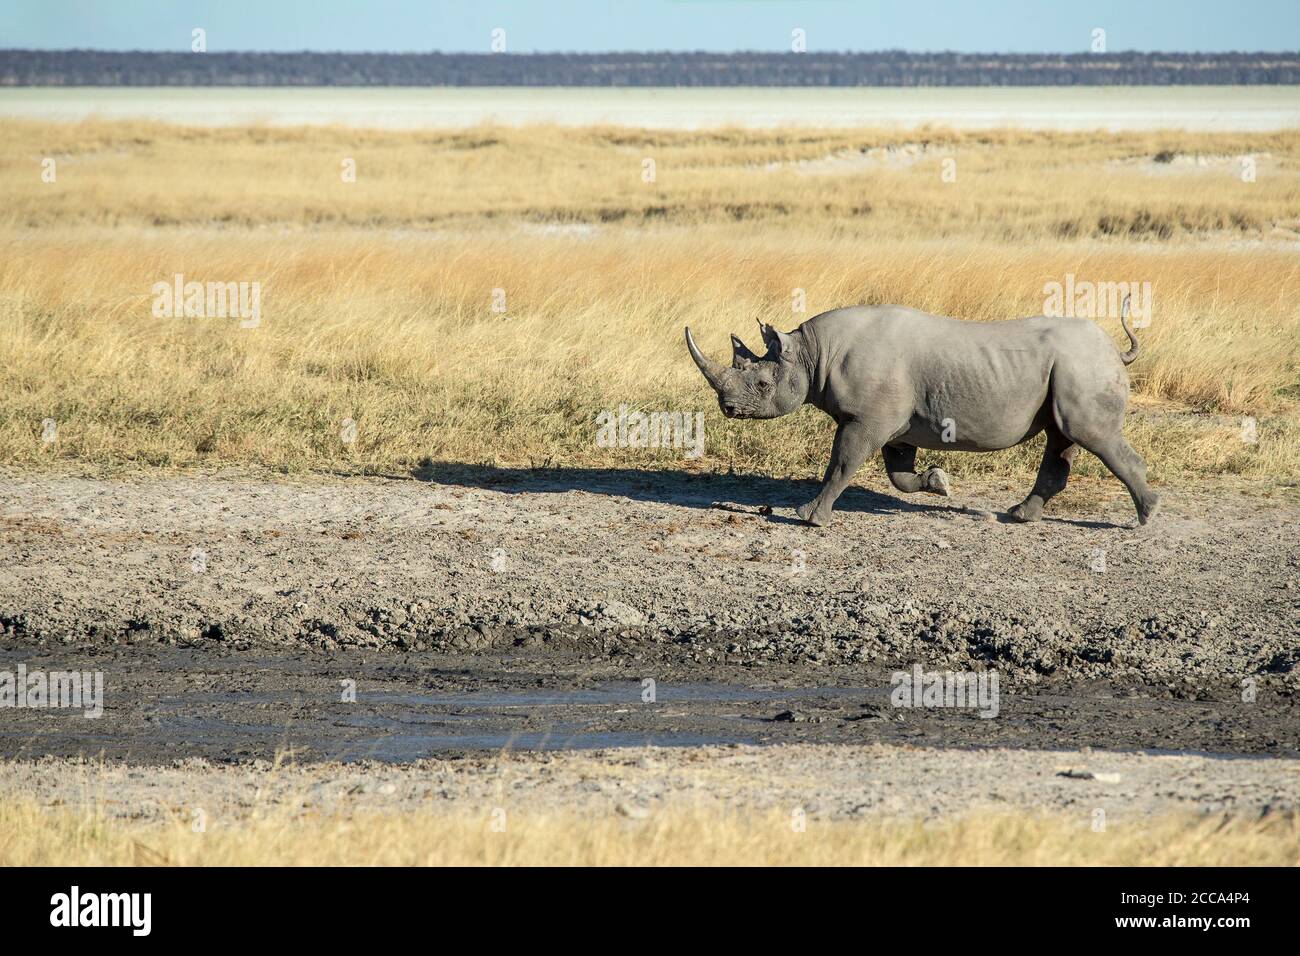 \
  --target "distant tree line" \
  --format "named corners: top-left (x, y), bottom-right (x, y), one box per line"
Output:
top-left (2, 50), bottom-right (1297, 86)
